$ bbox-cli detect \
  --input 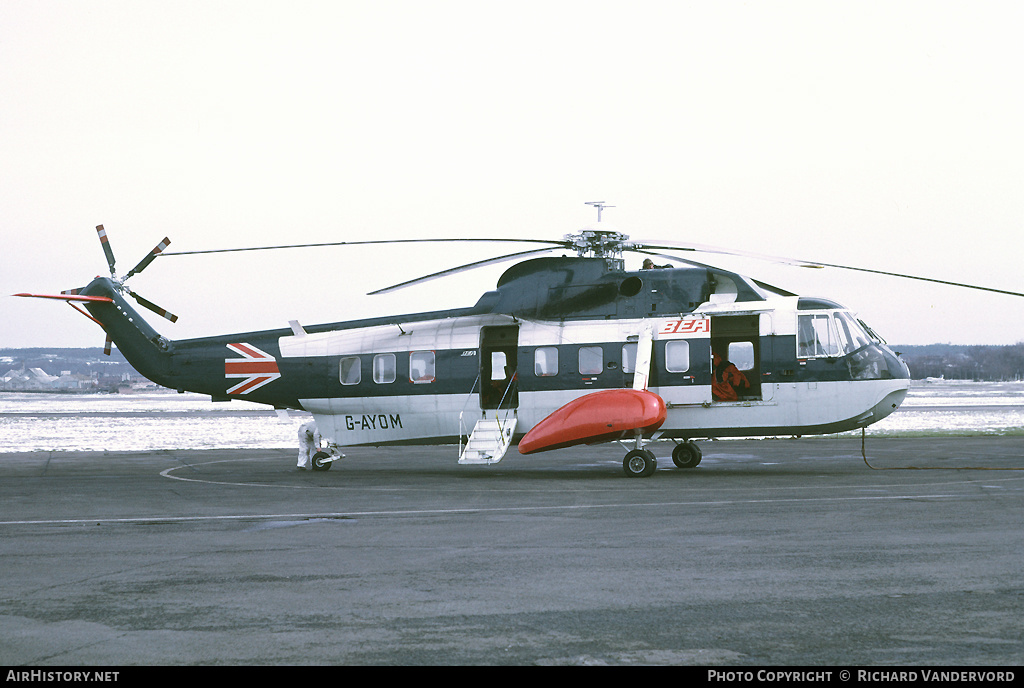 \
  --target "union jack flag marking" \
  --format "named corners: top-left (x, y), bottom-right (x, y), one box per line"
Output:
top-left (225, 343), bottom-right (281, 395)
